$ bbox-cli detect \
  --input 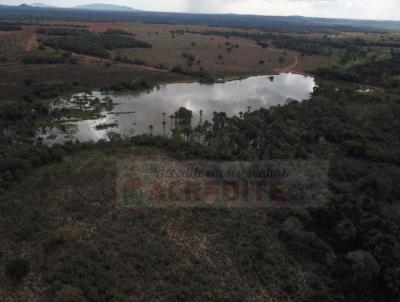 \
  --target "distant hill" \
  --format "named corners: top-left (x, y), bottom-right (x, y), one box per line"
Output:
top-left (18, 4), bottom-right (31, 8)
top-left (0, 4), bottom-right (399, 31)
top-left (73, 3), bottom-right (141, 12)
top-left (30, 3), bottom-right (55, 8)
